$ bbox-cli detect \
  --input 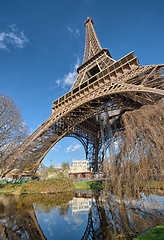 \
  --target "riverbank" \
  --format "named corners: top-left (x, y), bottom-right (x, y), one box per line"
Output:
top-left (0, 180), bottom-right (163, 239)
top-left (134, 224), bottom-right (164, 240)
top-left (0, 177), bottom-right (74, 194)
top-left (0, 179), bottom-right (163, 195)
top-left (0, 179), bottom-right (104, 194)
